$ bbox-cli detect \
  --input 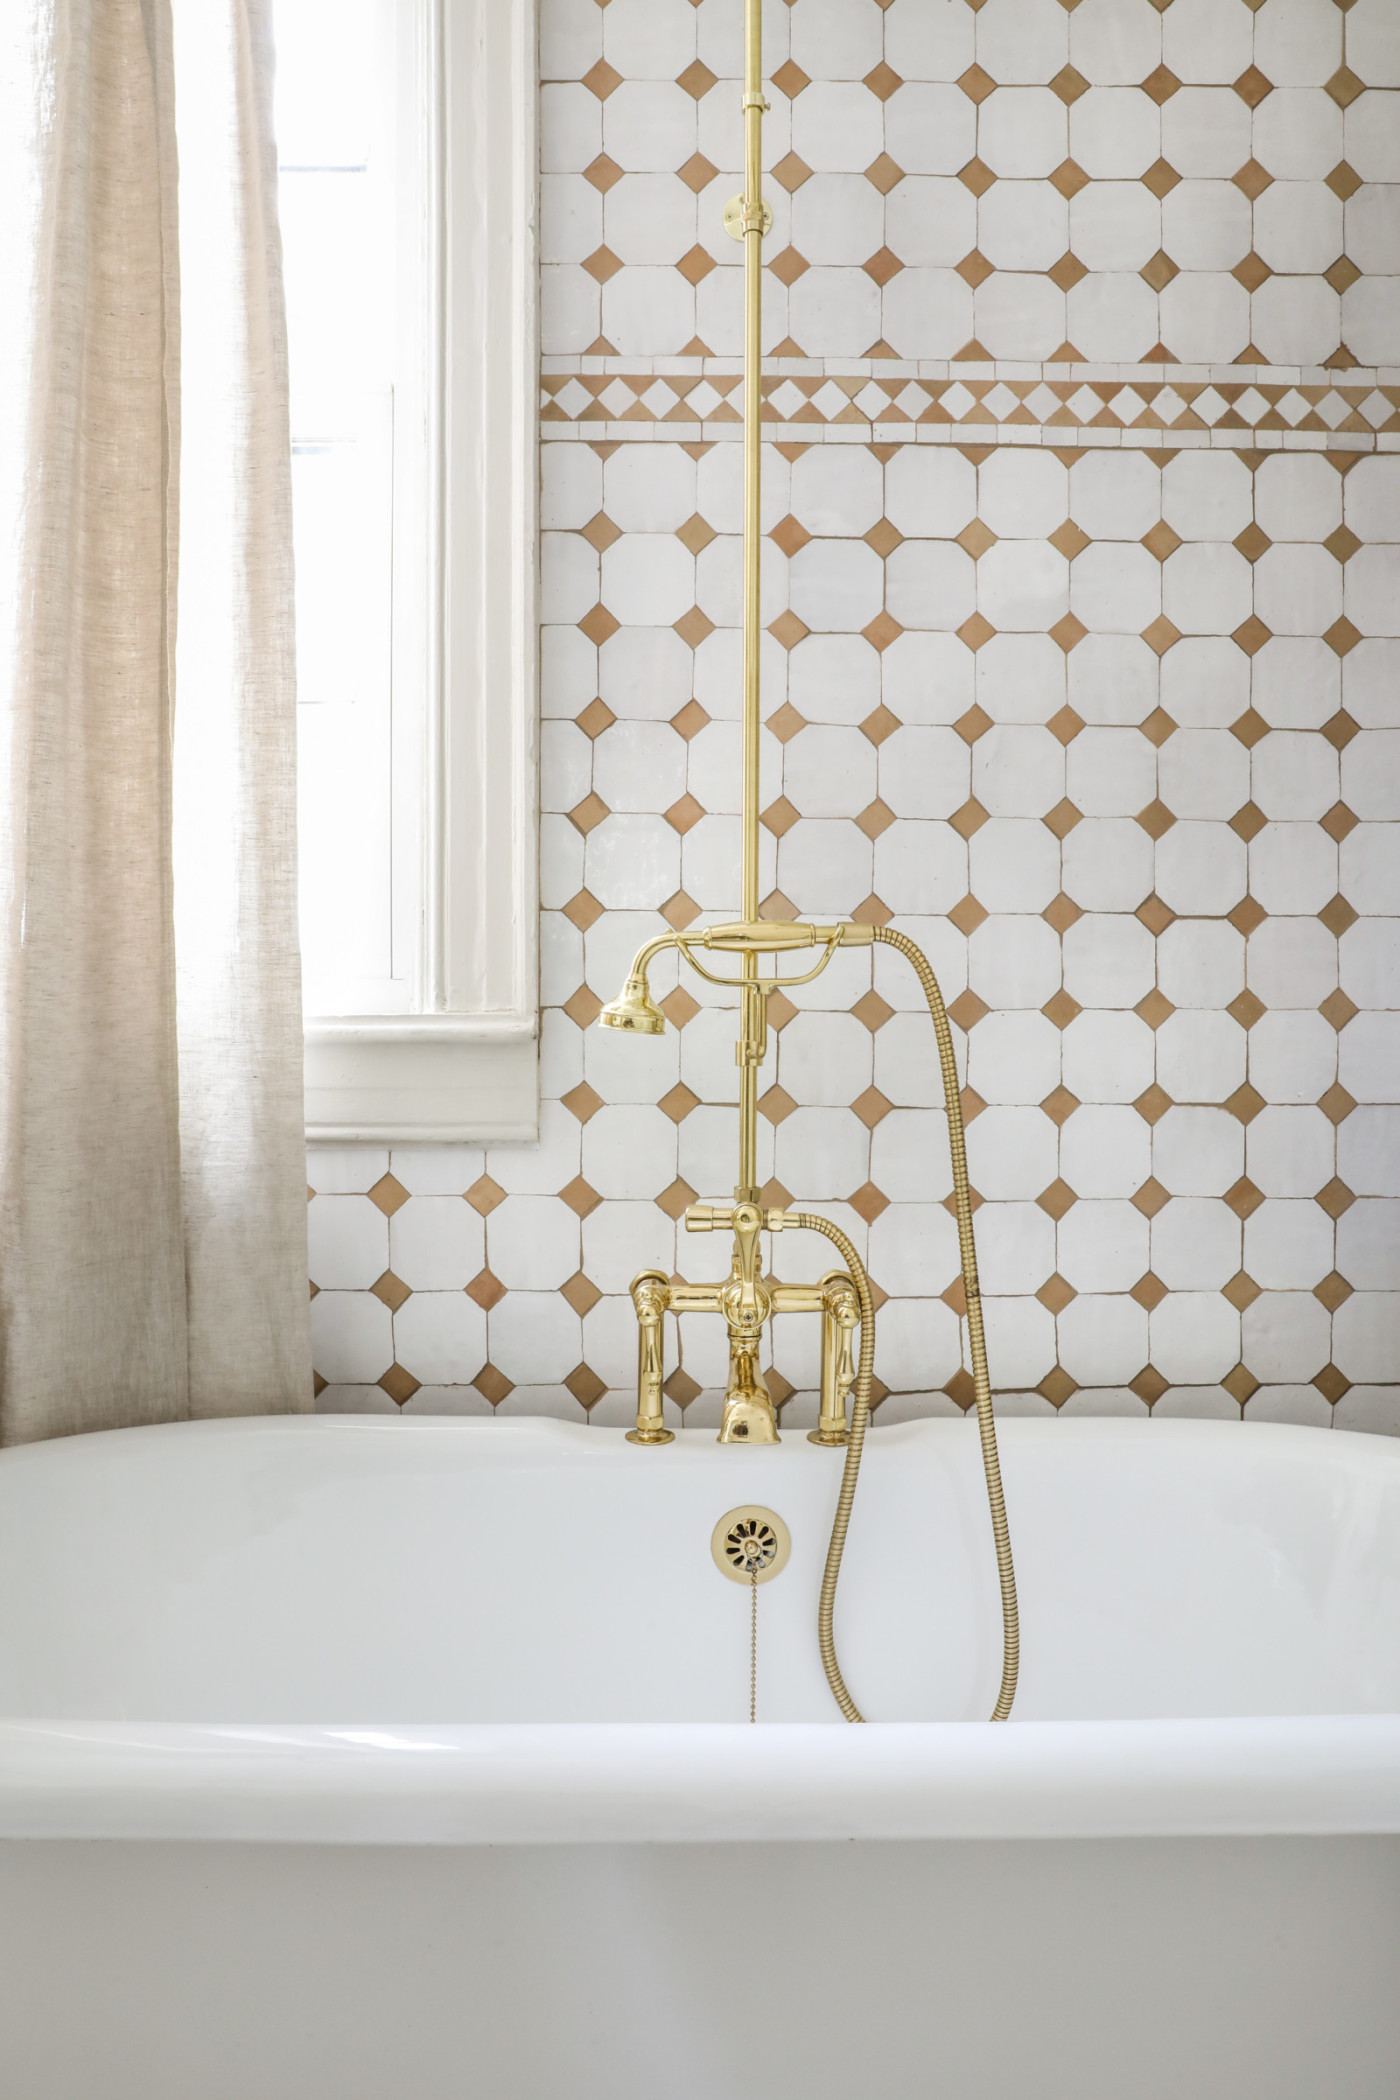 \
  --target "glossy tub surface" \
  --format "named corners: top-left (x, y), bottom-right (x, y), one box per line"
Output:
top-left (0, 1414), bottom-right (1396, 2098)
